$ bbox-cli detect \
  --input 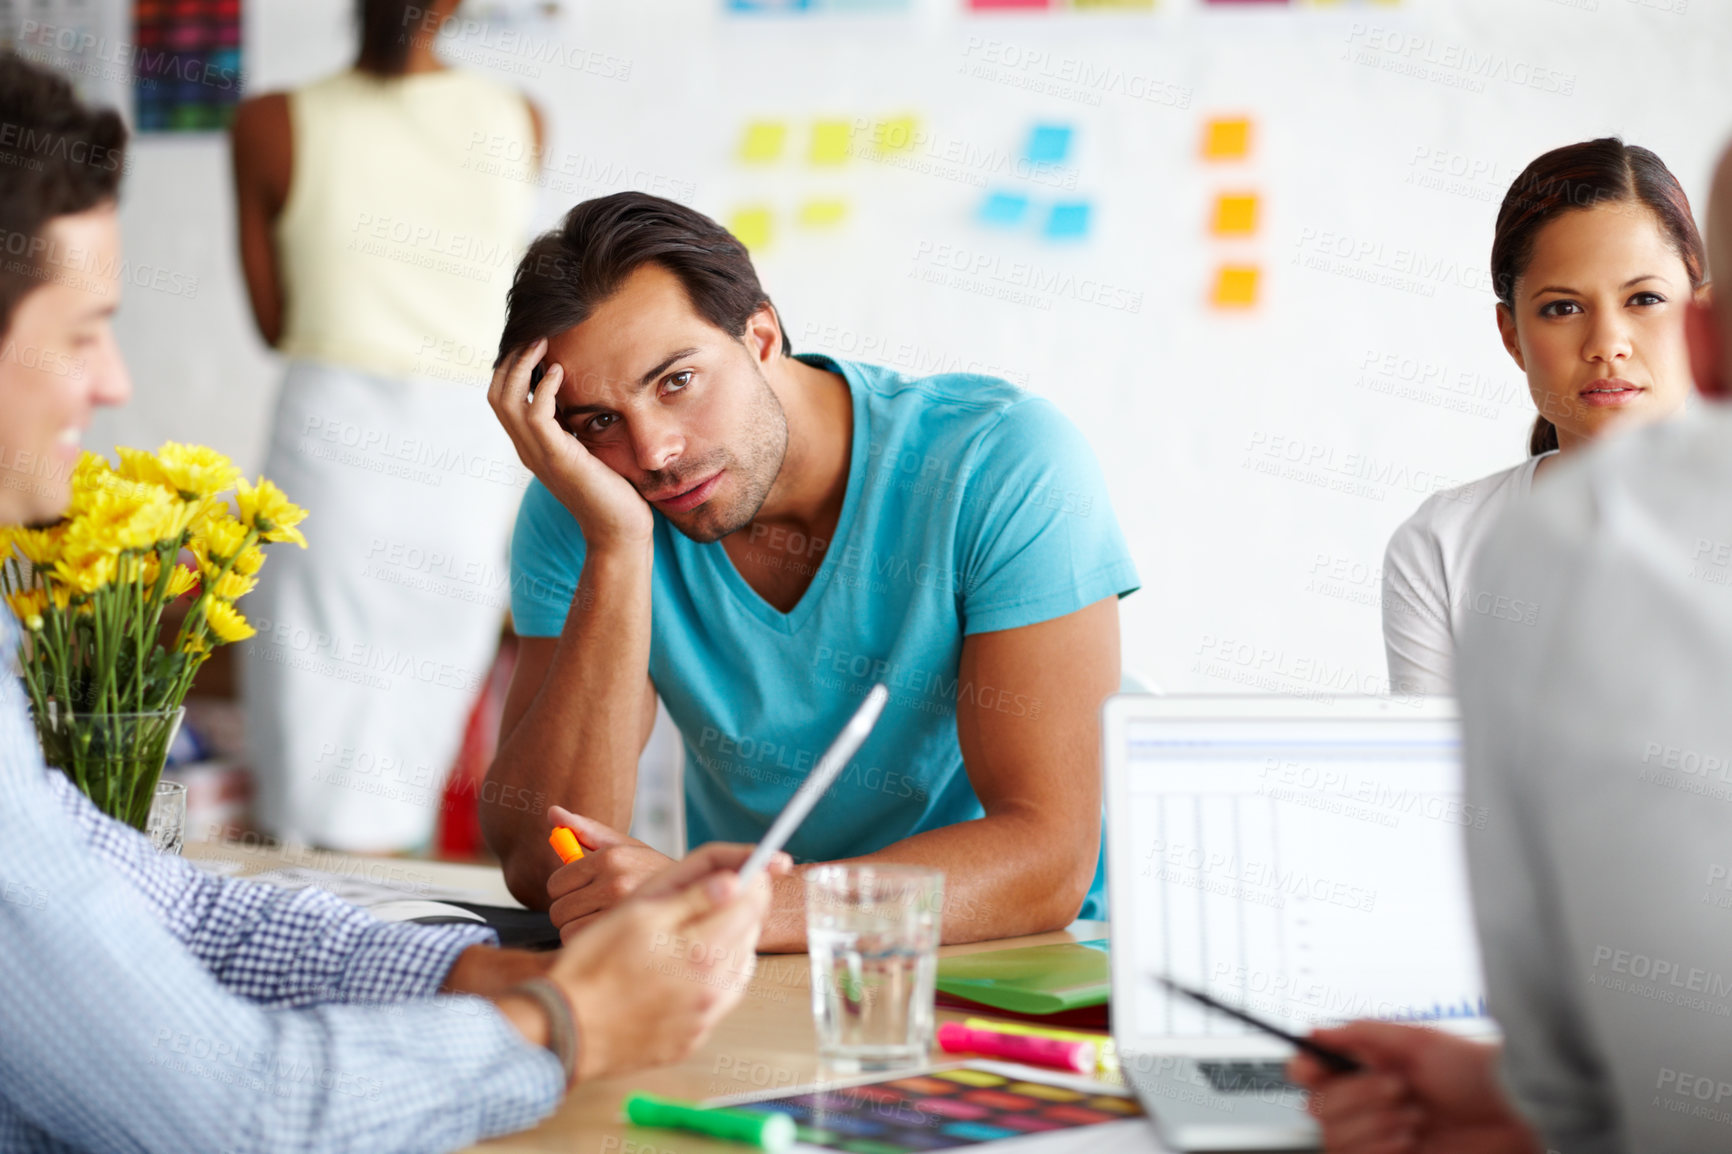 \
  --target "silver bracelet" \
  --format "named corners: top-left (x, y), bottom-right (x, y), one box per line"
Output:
top-left (509, 976), bottom-right (579, 1087)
